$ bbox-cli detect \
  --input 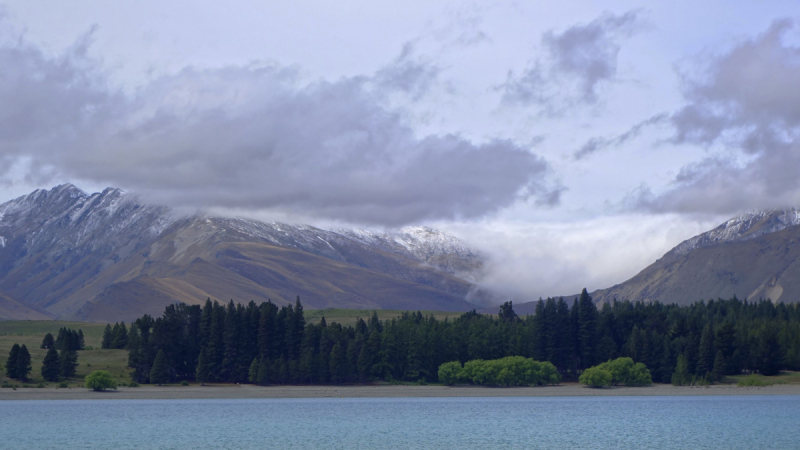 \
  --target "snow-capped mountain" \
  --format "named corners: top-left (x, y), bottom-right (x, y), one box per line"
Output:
top-left (0, 184), bottom-right (487, 321)
top-left (671, 208), bottom-right (800, 256)
top-left (586, 208), bottom-right (800, 305)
